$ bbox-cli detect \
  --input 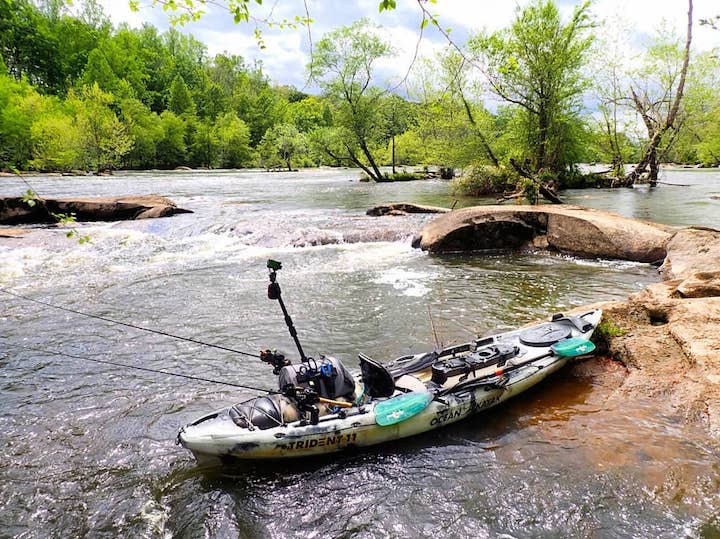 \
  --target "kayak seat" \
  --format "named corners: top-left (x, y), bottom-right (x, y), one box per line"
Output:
top-left (359, 353), bottom-right (395, 398)
top-left (388, 351), bottom-right (438, 379)
top-left (395, 374), bottom-right (427, 393)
